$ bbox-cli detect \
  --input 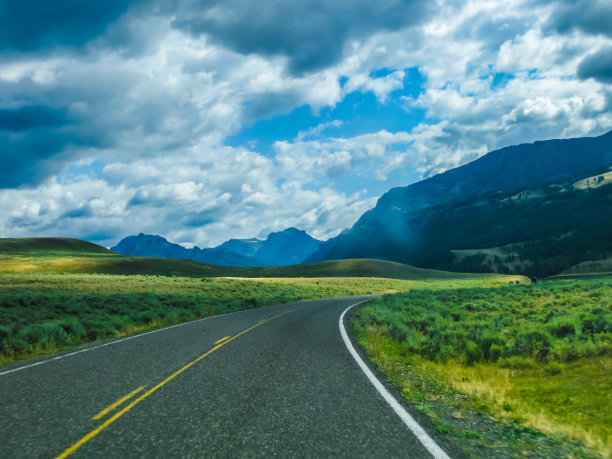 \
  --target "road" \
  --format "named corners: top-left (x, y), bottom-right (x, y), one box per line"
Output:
top-left (0, 296), bottom-right (452, 458)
